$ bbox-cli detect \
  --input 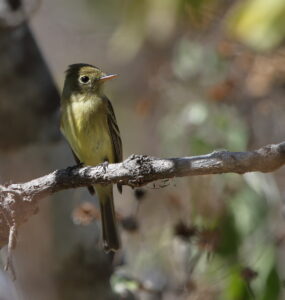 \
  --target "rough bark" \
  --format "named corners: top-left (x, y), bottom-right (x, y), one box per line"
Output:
top-left (1, 141), bottom-right (285, 260)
